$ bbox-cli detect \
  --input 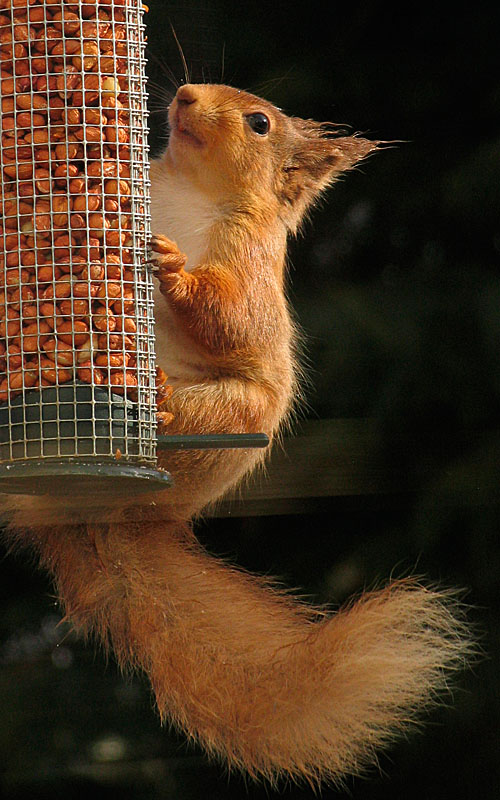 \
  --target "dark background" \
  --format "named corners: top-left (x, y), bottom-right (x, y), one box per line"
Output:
top-left (1, 1), bottom-right (499, 798)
